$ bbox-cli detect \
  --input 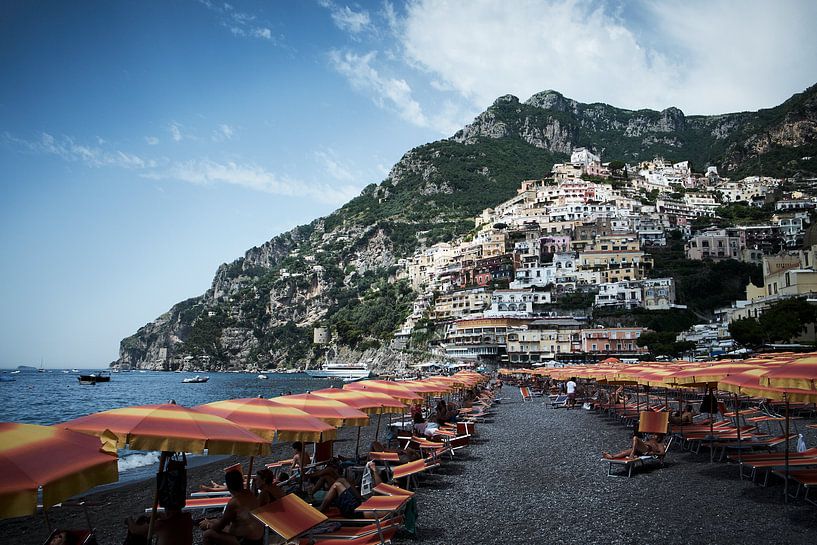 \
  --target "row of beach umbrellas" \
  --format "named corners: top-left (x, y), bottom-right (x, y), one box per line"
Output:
top-left (0, 370), bottom-right (487, 522)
